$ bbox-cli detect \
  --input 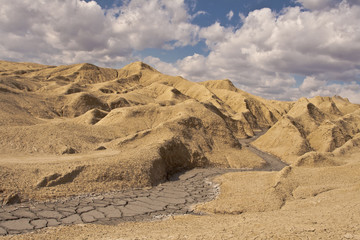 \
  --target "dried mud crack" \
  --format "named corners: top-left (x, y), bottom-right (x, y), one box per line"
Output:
top-left (0, 168), bottom-right (232, 236)
top-left (0, 133), bottom-right (286, 236)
